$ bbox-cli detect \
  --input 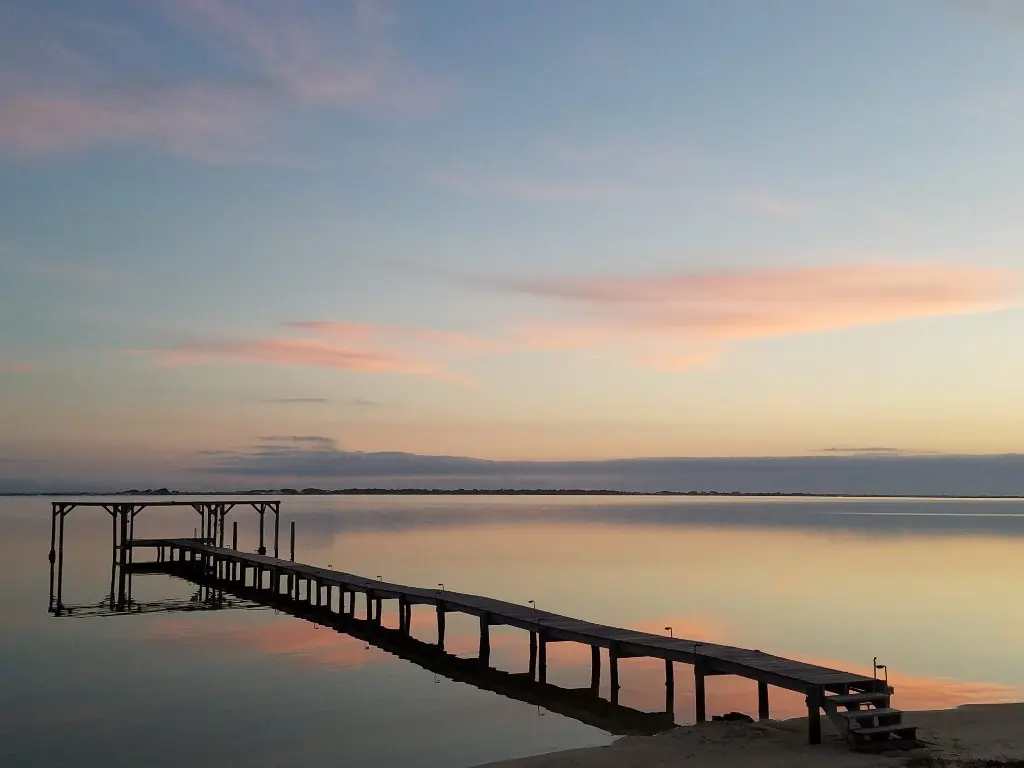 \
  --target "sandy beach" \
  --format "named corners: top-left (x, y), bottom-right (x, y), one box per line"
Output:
top-left (476, 703), bottom-right (1024, 767)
